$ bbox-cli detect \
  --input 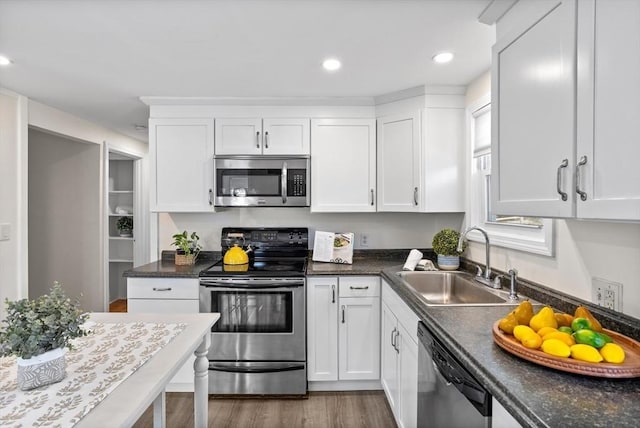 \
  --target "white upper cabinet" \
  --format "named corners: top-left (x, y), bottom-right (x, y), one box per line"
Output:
top-left (149, 118), bottom-right (214, 212)
top-left (377, 113), bottom-right (420, 212)
top-left (215, 118), bottom-right (310, 156)
top-left (575, 0), bottom-right (640, 220)
top-left (493, 0), bottom-right (640, 220)
top-left (311, 118), bottom-right (376, 212)
top-left (377, 98), bottom-right (465, 214)
top-left (492, 0), bottom-right (577, 218)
